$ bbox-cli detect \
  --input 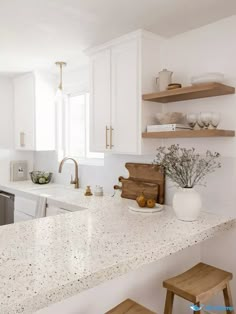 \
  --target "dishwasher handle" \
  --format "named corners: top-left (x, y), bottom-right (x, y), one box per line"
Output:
top-left (0, 192), bottom-right (14, 200)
